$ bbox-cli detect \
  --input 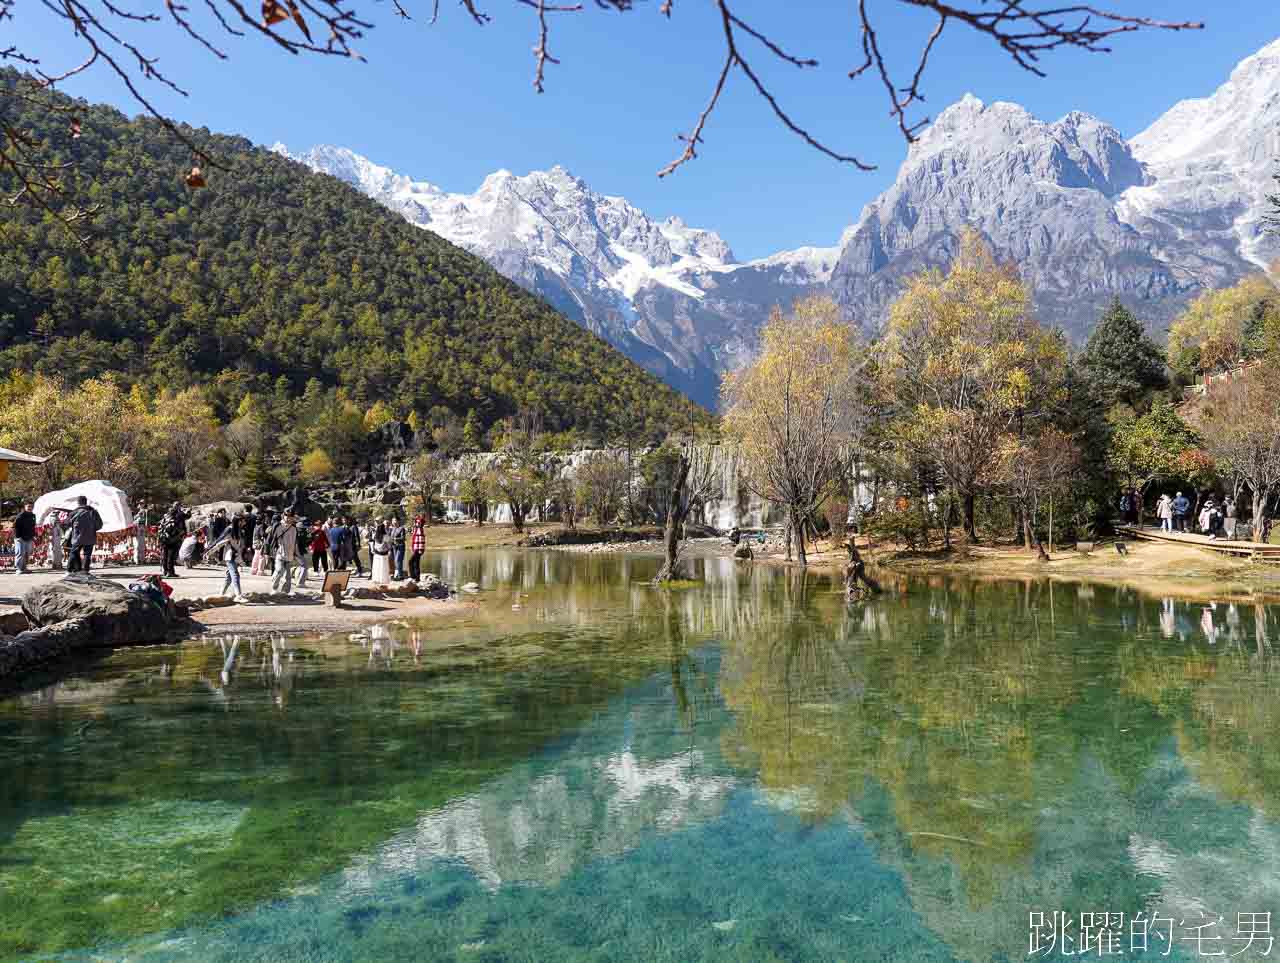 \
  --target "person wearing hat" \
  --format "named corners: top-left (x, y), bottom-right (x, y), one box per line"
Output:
top-left (270, 510), bottom-right (300, 594)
